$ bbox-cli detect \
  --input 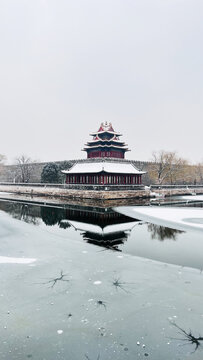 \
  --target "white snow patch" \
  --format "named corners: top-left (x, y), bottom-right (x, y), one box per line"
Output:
top-left (114, 206), bottom-right (203, 232)
top-left (93, 280), bottom-right (102, 285)
top-left (0, 256), bottom-right (36, 264)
